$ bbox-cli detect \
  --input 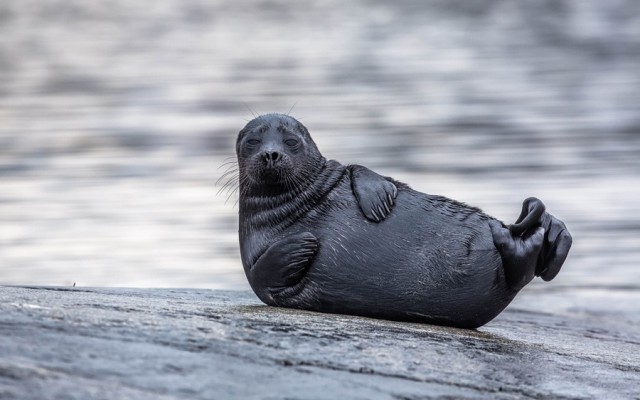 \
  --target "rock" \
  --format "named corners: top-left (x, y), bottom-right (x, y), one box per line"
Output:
top-left (1, 286), bottom-right (638, 399)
